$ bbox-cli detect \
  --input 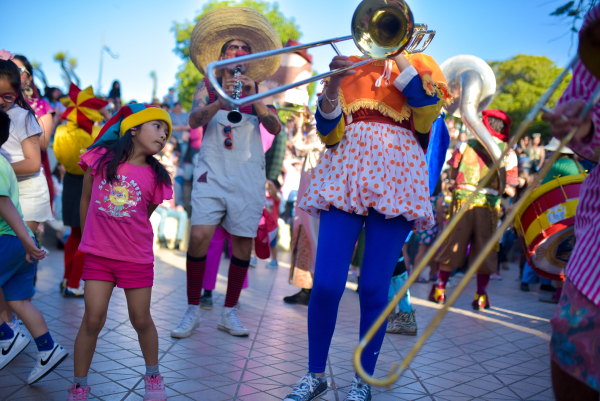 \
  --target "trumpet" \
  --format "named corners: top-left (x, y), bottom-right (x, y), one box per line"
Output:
top-left (353, 37), bottom-right (600, 388)
top-left (207, 0), bottom-right (435, 109)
